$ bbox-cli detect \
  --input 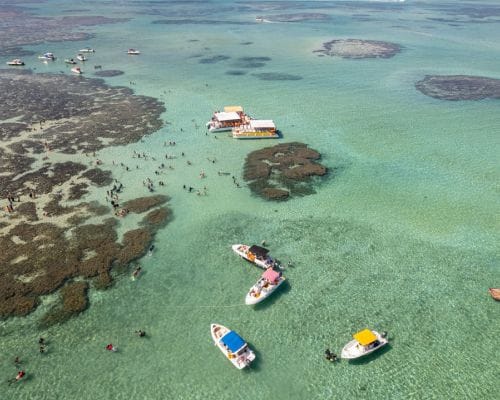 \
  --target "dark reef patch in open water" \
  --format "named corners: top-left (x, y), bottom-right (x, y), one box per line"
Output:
top-left (199, 55), bottom-right (231, 64)
top-left (226, 70), bottom-right (247, 76)
top-left (232, 56), bottom-right (271, 69)
top-left (251, 72), bottom-right (303, 81)
top-left (243, 142), bottom-right (327, 201)
top-left (93, 69), bottom-right (125, 77)
top-left (152, 19), bottom-right (254, 25)
top-left (415, 75), bottom-right (500, 101)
